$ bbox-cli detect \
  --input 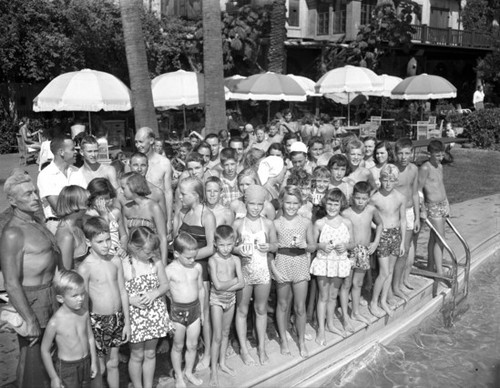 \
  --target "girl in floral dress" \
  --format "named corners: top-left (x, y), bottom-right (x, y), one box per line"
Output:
top-left (123, 226), bottom-right (172, 388)
top-left (311, 189), bottom-right (354, 345)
